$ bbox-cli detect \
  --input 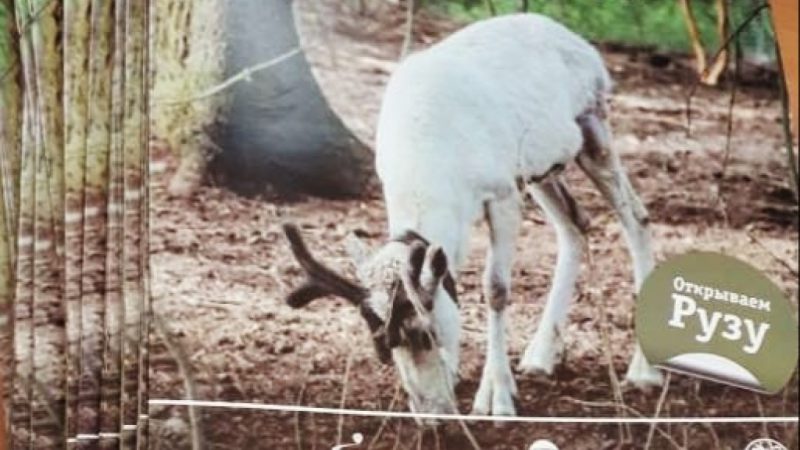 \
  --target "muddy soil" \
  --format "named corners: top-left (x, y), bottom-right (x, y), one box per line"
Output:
top-left (148, 2), bottom-right (798, 449)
